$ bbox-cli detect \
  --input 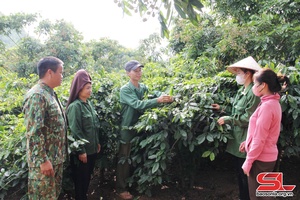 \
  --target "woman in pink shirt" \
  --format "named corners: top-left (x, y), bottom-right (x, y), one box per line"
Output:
top-left (239, 68), bottom-right (289, 200)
